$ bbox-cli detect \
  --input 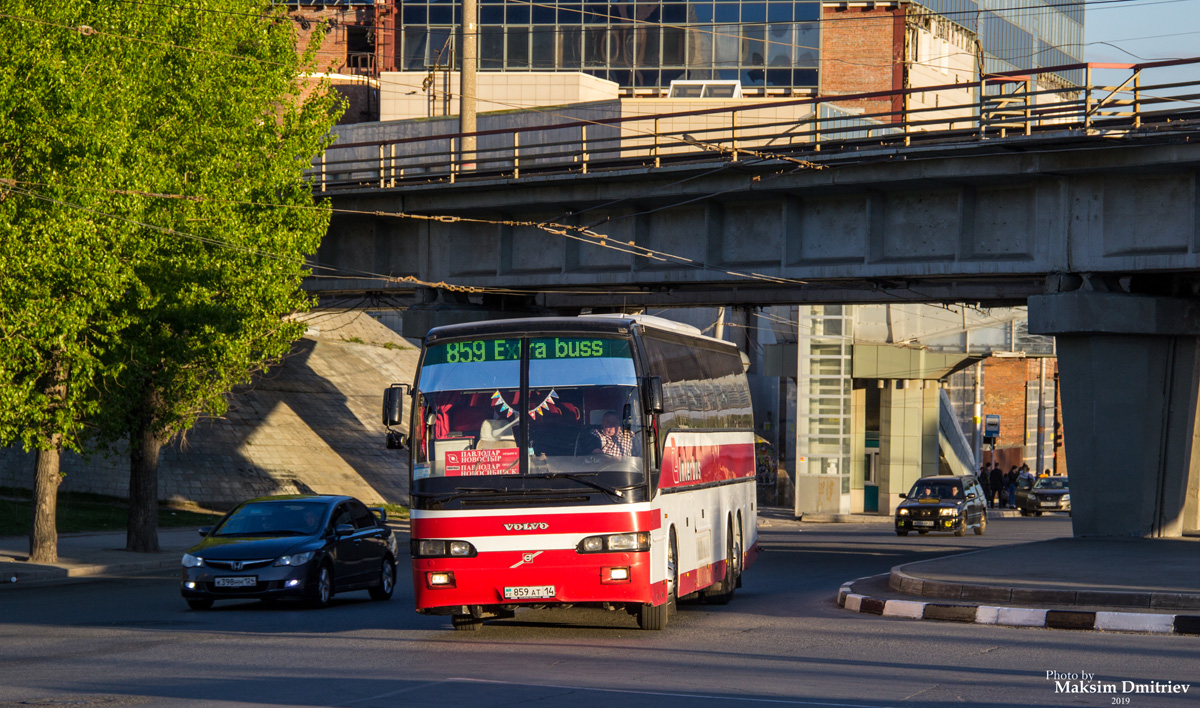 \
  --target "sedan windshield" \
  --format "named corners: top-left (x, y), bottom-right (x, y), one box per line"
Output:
top-left (909, 482), bottom-right (963, 499)
top-left (1034, 477), bottom-right (1068, 490)
top-left (213, 502), bottom-right (327, 537)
